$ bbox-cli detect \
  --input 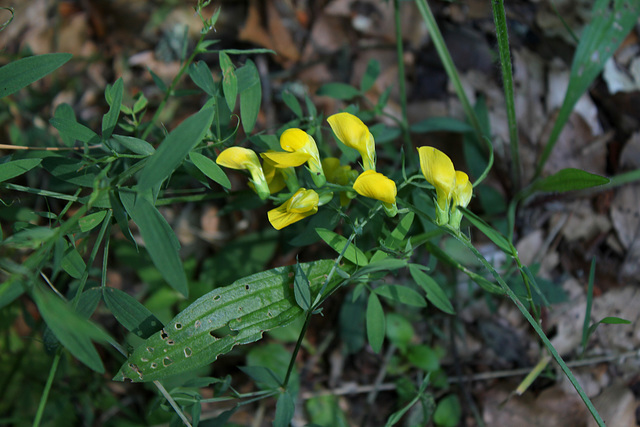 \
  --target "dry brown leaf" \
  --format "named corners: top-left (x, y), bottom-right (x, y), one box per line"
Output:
top-left (586, 383), bottom-right (637, 427)
top-left (482, 384), bottom-right (589, 426)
